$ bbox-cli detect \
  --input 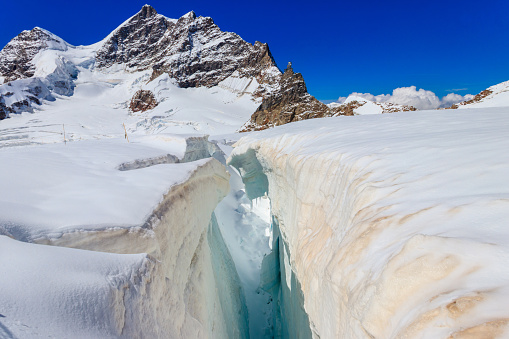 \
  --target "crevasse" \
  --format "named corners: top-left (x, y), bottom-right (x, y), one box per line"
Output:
top-left (229, 148), bottom-right (312, 339)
